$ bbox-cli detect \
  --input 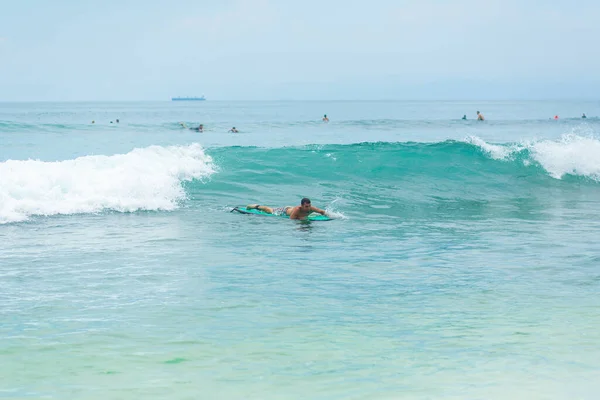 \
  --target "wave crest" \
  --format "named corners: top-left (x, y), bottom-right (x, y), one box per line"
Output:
top-left (0, 143), bottom-right (214, 224)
